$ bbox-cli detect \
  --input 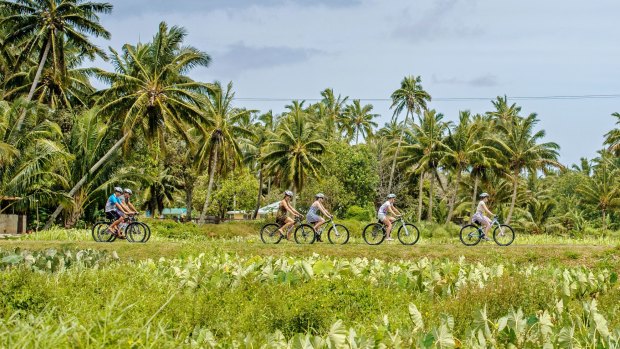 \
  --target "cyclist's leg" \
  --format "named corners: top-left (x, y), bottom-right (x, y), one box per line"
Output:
top-left (313, 217), bottom-right (325, 231)
top-left (279, 217), bottom-right (295, 240)
top-left (385, 217), bottom-right (394, 238)
top-left (481, 217), bottom-right (492, 236)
